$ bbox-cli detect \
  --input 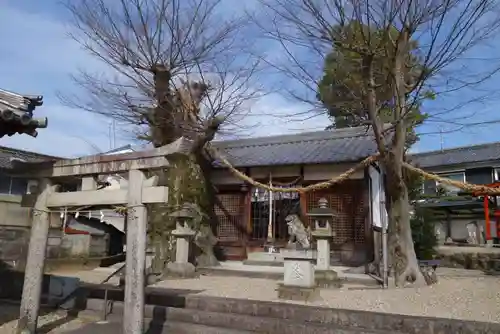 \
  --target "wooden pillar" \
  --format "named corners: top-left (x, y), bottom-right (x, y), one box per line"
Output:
top-left (484, 196), bottom-right (492, 241)
top-left (17, 179), bottom-right (55, 334)
top-left (446, 210), bottom-right (452, 240)
top-left (123, 169), bottom-right (147, 334)
top-left (244, 187), bottom-right (252, 235)
top-left (299, 191), bottom-right (308, 224)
